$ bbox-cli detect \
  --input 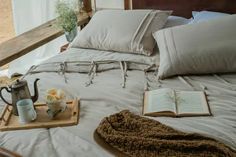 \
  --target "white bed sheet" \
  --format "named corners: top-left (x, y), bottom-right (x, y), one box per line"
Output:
top-left (0, 48), bottom-right (235, 157)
